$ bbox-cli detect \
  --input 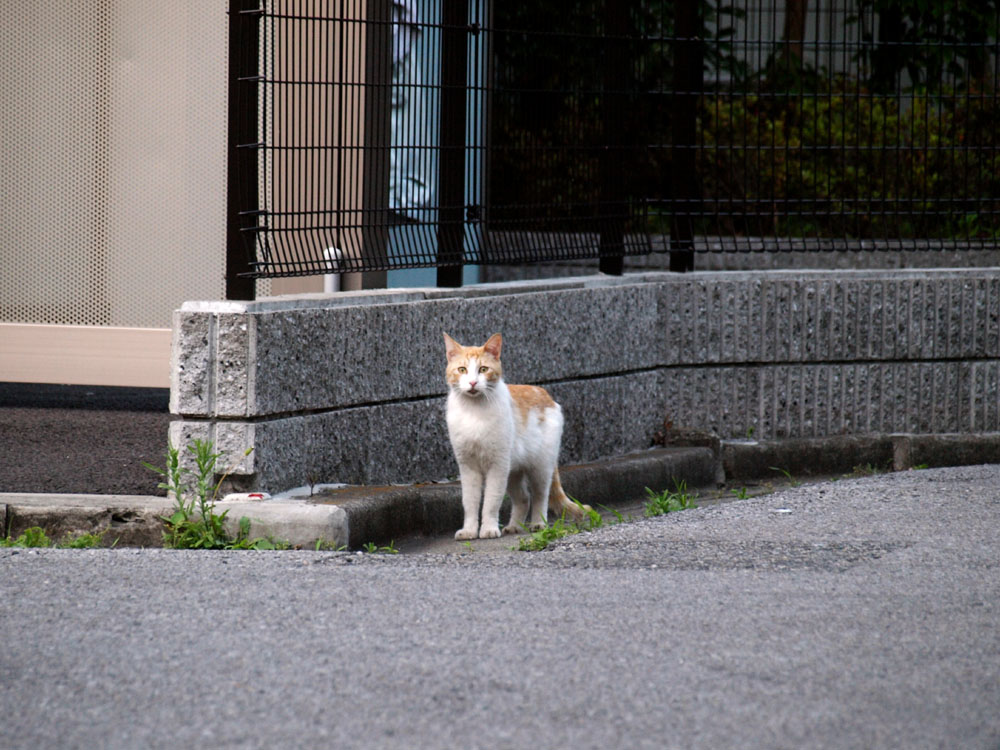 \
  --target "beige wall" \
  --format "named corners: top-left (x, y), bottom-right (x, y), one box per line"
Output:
top-left (0, 0), bottom-right (391, 385)
top-left (1, 0), bottom-right (229, 385)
